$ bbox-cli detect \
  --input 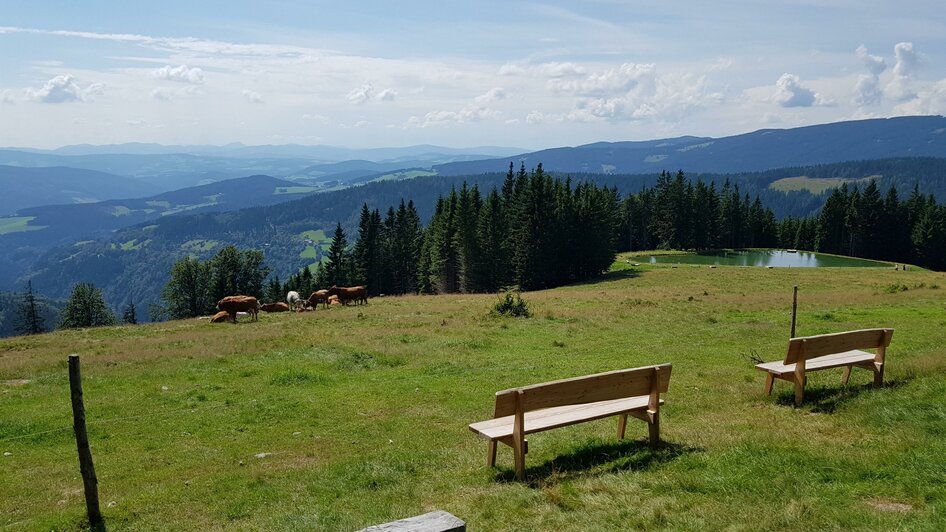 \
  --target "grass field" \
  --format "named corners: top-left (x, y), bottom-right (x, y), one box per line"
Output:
top-left (2, 260), bottom-right (945, 530)
top-left (0, 216), bottom-right (47, 235)
top-left (768, 175), bottom-right (877, 194)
